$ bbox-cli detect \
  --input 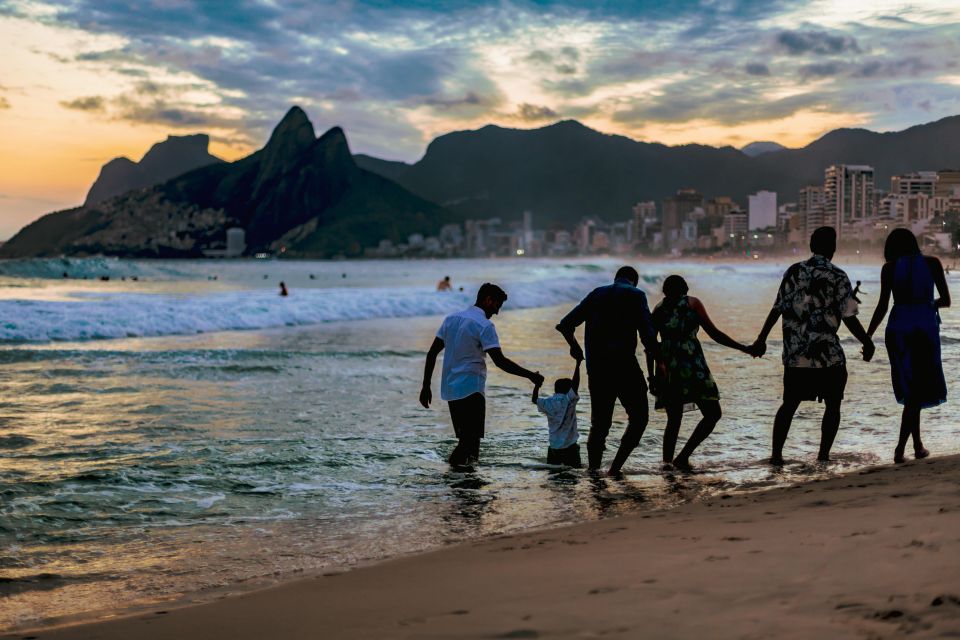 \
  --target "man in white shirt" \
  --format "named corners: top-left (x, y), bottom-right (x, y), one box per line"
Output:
top-left (420, 283), bottom-right (544, 466)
